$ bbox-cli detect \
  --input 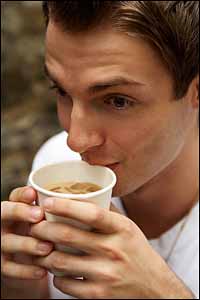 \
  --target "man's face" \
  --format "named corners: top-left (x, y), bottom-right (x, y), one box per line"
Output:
top-left (45, 21), bottom-right (194, 196)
